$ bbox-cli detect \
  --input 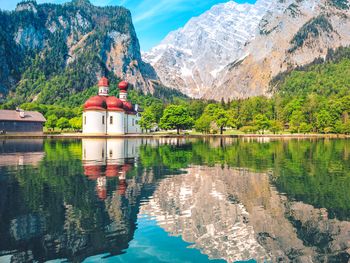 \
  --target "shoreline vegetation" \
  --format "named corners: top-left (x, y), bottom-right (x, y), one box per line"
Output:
top-left (1, 132), bottom-right (350, 139)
